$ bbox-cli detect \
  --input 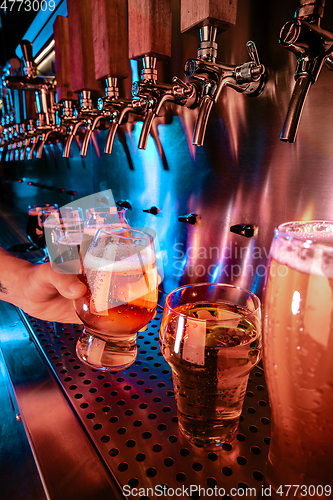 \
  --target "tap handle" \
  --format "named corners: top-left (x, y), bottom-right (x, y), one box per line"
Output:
top-left (178, 213), bottom-right (200, 225)
top-left (53, 16), bottom-right (77, 102)
top-left (20, 40), bottom-right (36, 78)
top-left (247, 41), bottom-right (260, 67)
